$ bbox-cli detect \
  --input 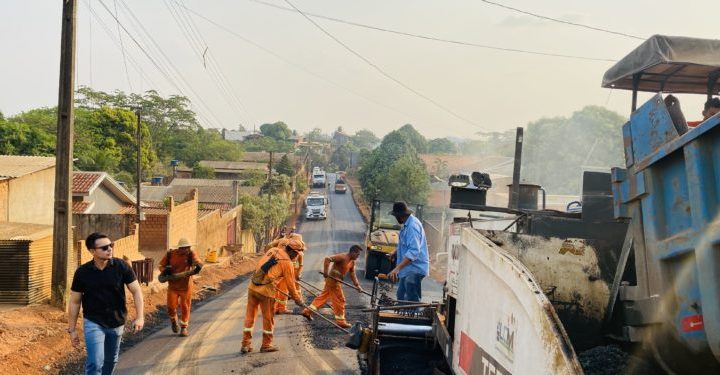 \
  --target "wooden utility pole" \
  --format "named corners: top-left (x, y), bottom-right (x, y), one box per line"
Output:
top-left (509, 127), bottom-right (523, 210)
top-left (51, 0), bottom-right (77, 309)
top-left (266, 151), bottom-right (273, 244)
top-left (135, 109), bottom-right (142, 227)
